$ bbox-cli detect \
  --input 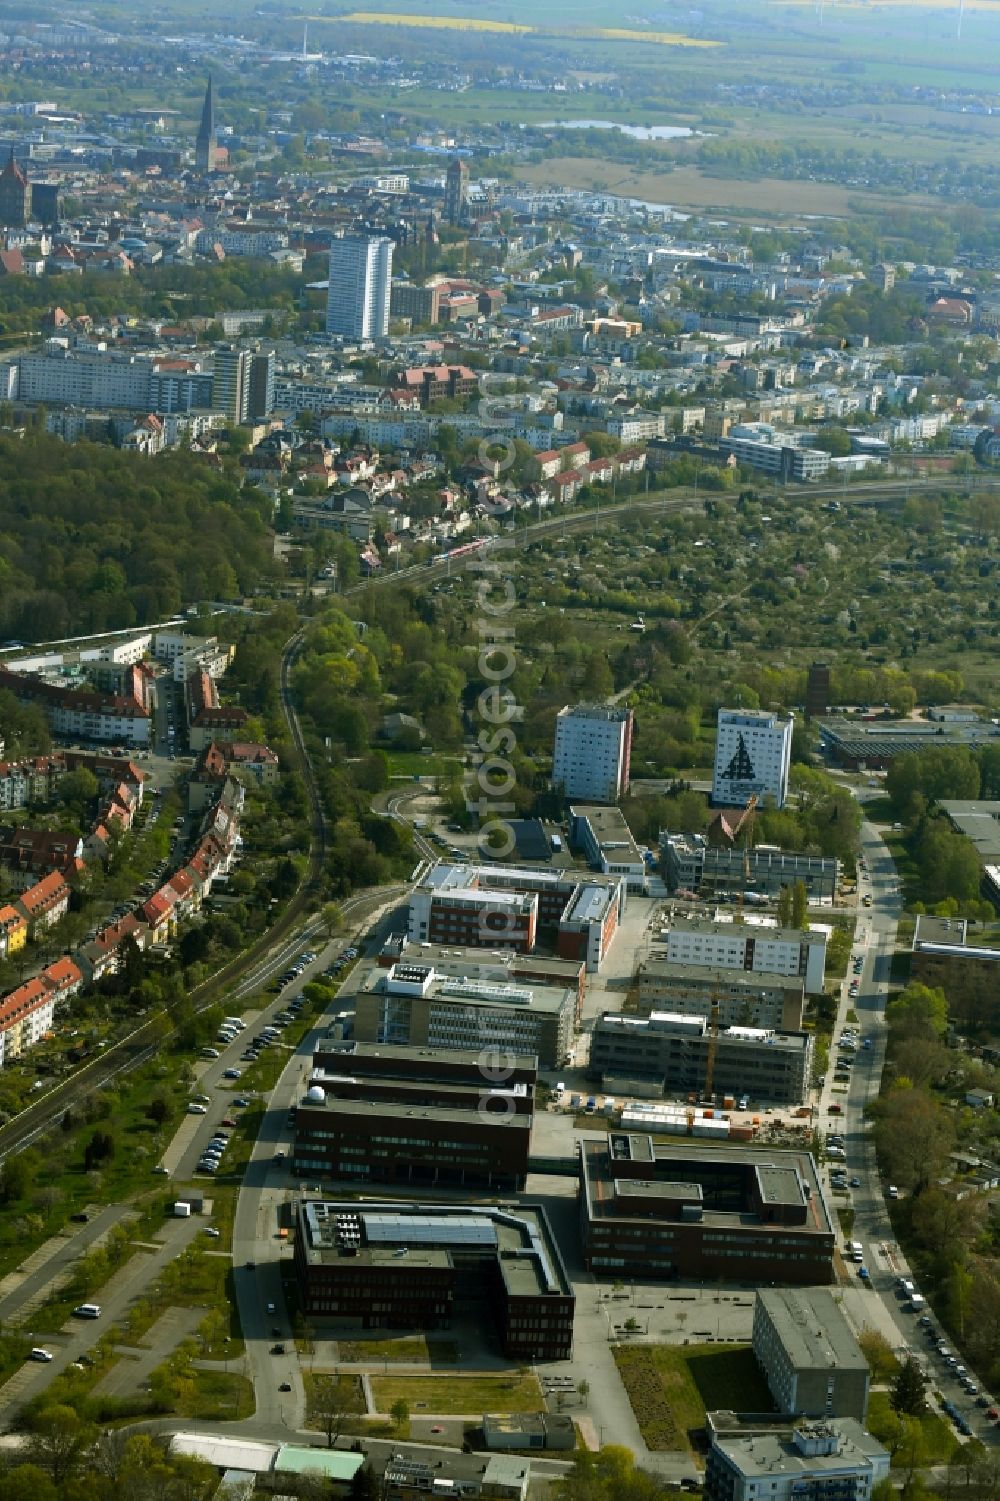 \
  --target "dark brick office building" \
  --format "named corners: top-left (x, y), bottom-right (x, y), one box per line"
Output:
top-left (293, 1041), bottom-right (536, 1190)
top-left (294, 1200), bottom-right (575, 1361)
top-left (580, 1135), bottom-right (835, 1285)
